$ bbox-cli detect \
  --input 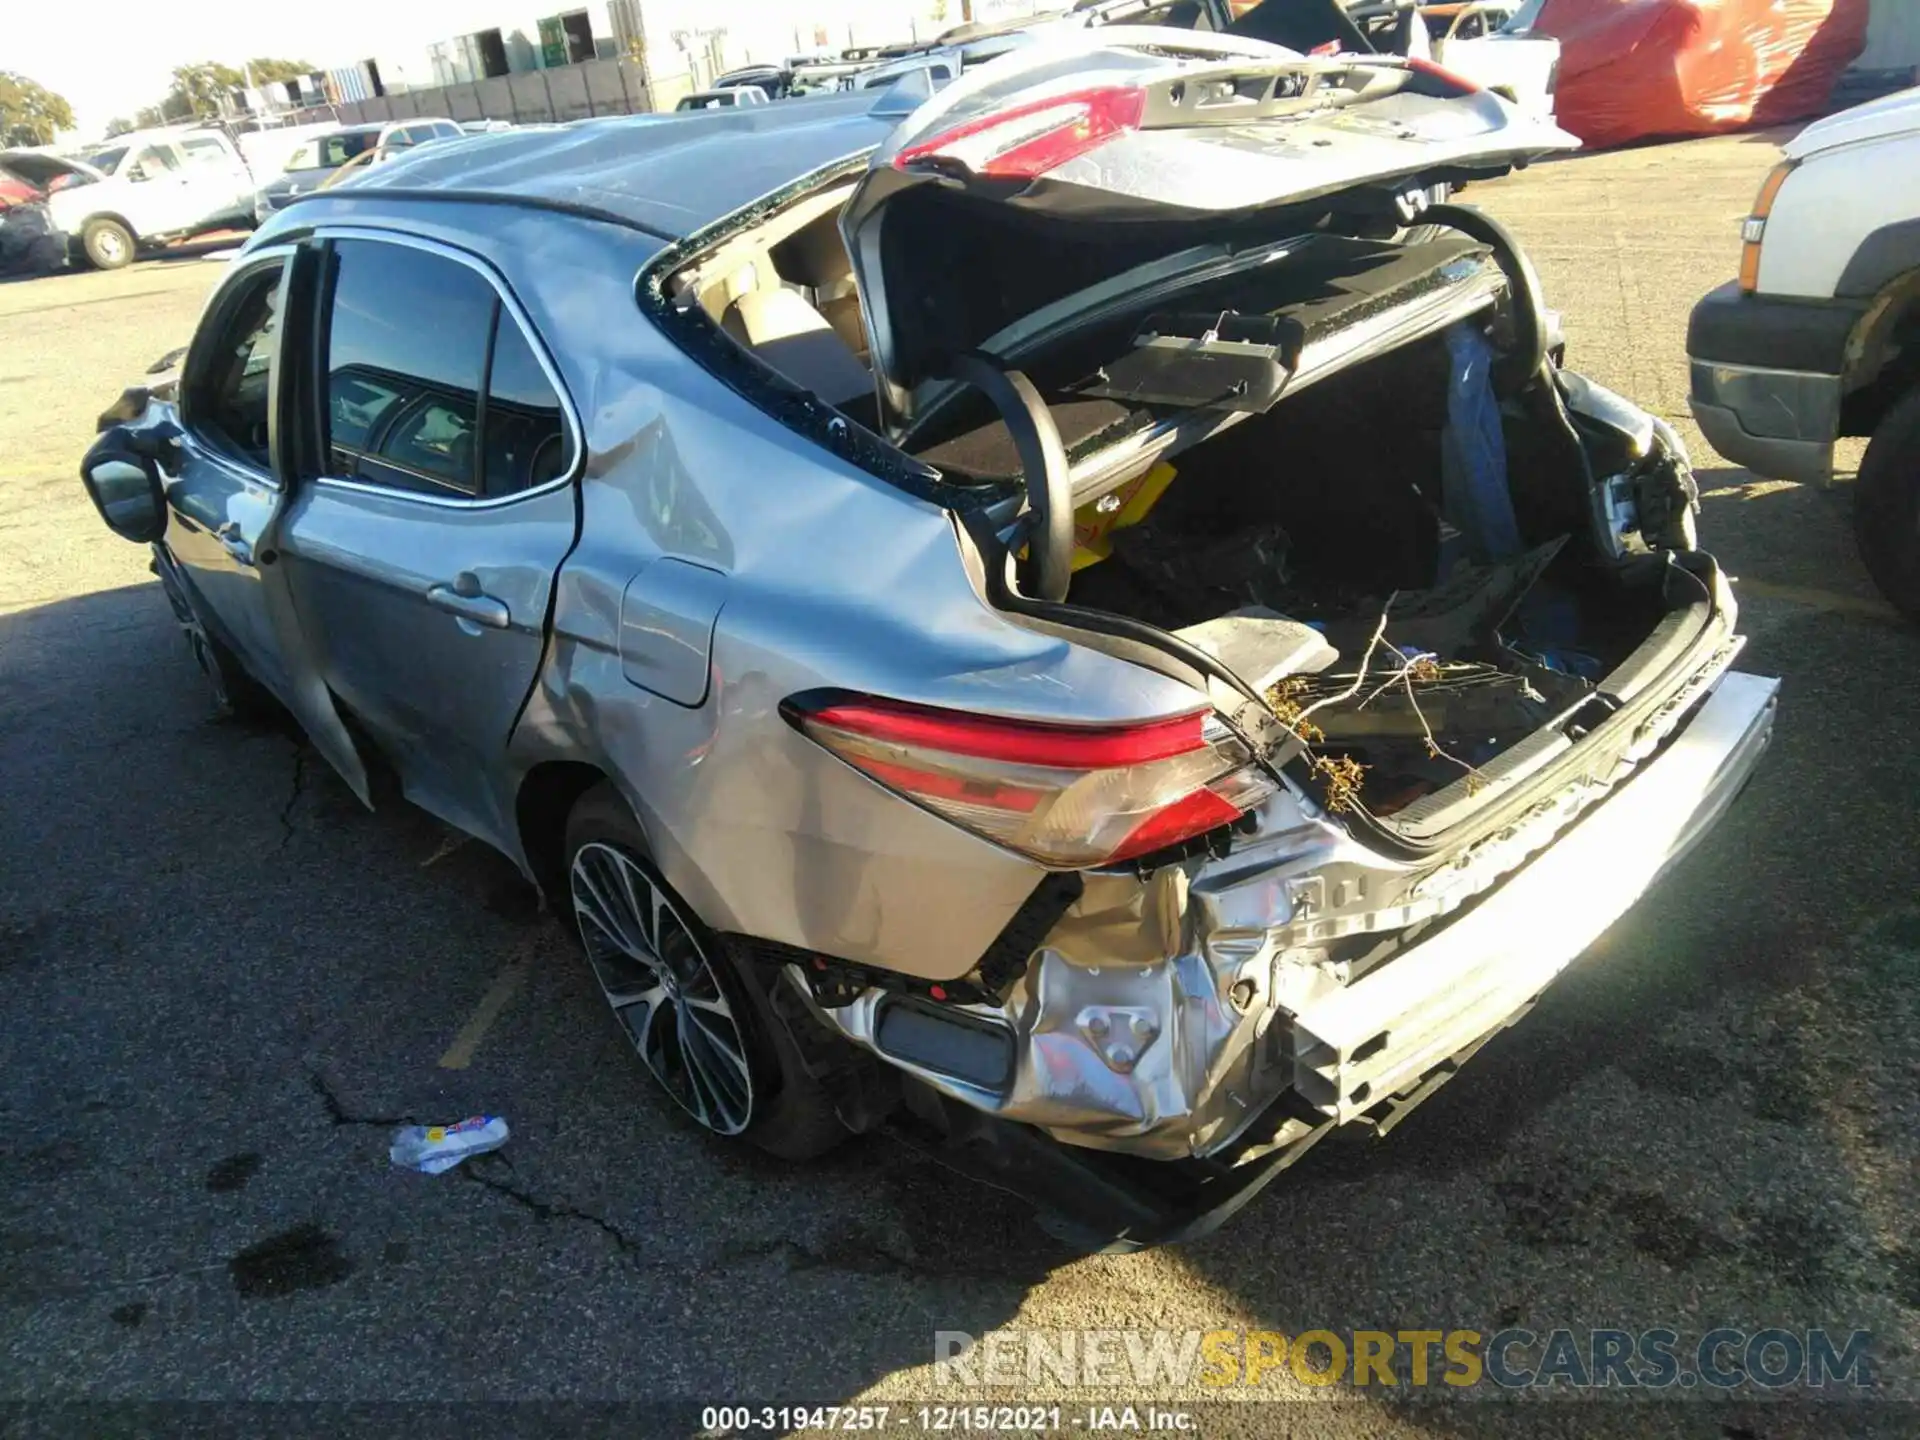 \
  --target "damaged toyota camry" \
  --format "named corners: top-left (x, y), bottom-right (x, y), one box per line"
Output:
top-left (80, 29), bottom-right (1777, 1246)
